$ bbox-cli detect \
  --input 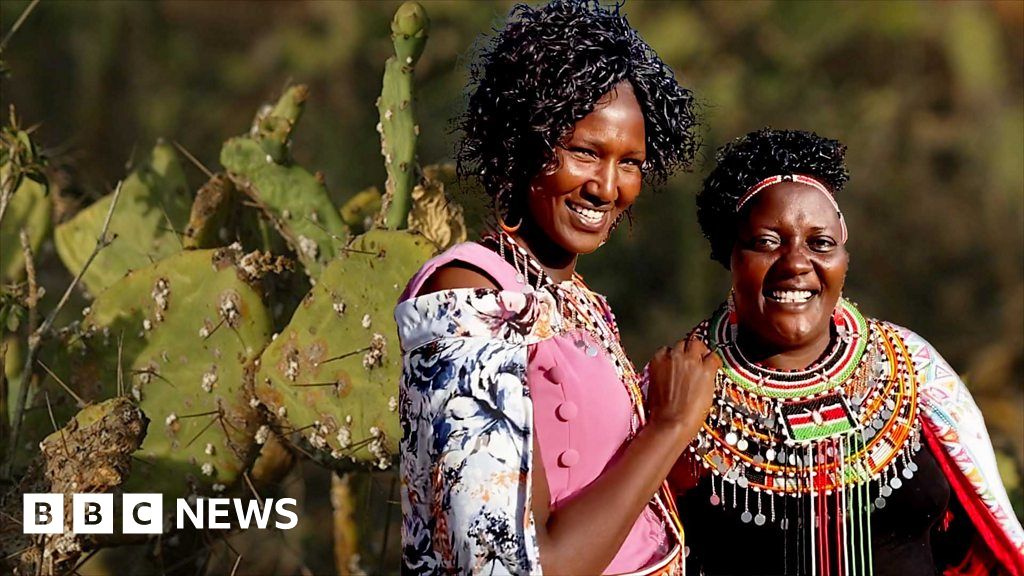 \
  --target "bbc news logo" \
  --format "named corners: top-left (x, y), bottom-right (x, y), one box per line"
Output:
top-left (23, 494), bottom-right (298, 534)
